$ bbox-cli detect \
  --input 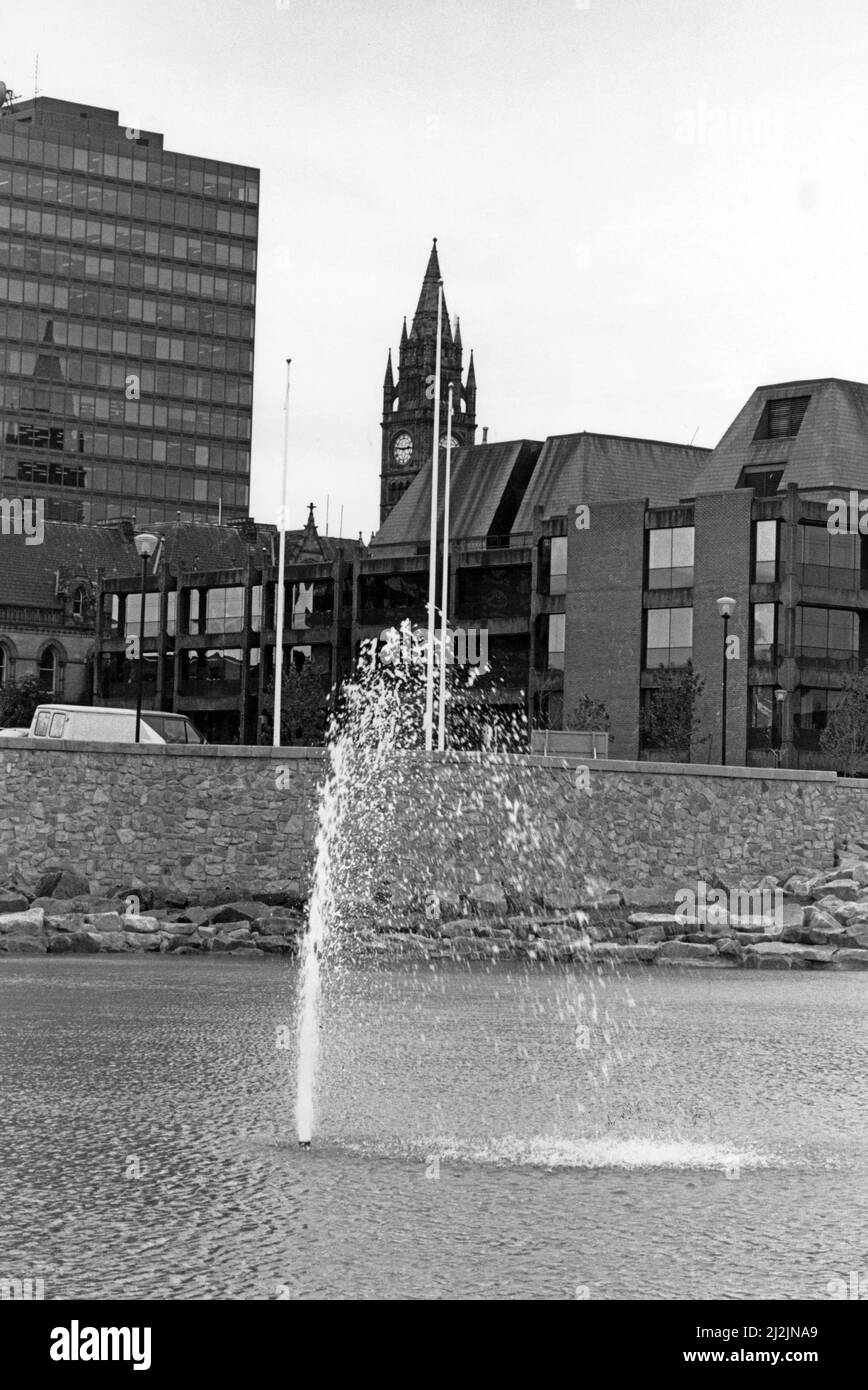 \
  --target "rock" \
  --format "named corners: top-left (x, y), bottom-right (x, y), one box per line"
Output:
top-left (33, 867), bottom-right (91, 900)
top-left (621, 886), bottom-right (676, 911)
top-left (542, 887), bottom-right (588, 913)
top-left (717, 938), bottom-right (743, 958)
top-left (226, 947), bottom-right (265, 958)
top-left (252, 915), bottom-right (303, 936)
top-left (207, 900), bottom-right (268, 925)
top-left (99, 932), bottom-right (128, 952)
top-left (831, 948), bottom-right (868, 970)
top-left (468, 883), bottom-right (508, 917)
top-left (631, 923), bottom-right (667, 944)
top-left (5, 937), bottom-right (46, 953)
top-left (123, 931), bottom-right (161, 951)
top-left (0, 890), bottom-right (30, 914)
top-left (656, 940), bottom-right (718, 960)
top-left (783, 910), bottom-right (847, 946)
top-left (744, 942), bottom-right (836, 969)
top-left (0, 908), bottom-right (44, 935)
top-left (838, 924), bottom-right (868, 949)
top-left (121, 915), bottom-right (161, 934)
top-left (44, 913), bottom-right (83, 933)
top-left (256, 935), bottom-right (295, 954)
top-left (811, 879), bottom-right (860, 902)
top-left (160, 920), bottom-right (199, 936)
top-left (627, 913), bottom-right (697, 937)
top-left (173, 906), bottom-right (210, 926)
top-left (781, 873), bottom-right (826, 900)
top-left (68, 931), bottom-right (103, 954)
top-left (84, 912), bottom-right (123, 931)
